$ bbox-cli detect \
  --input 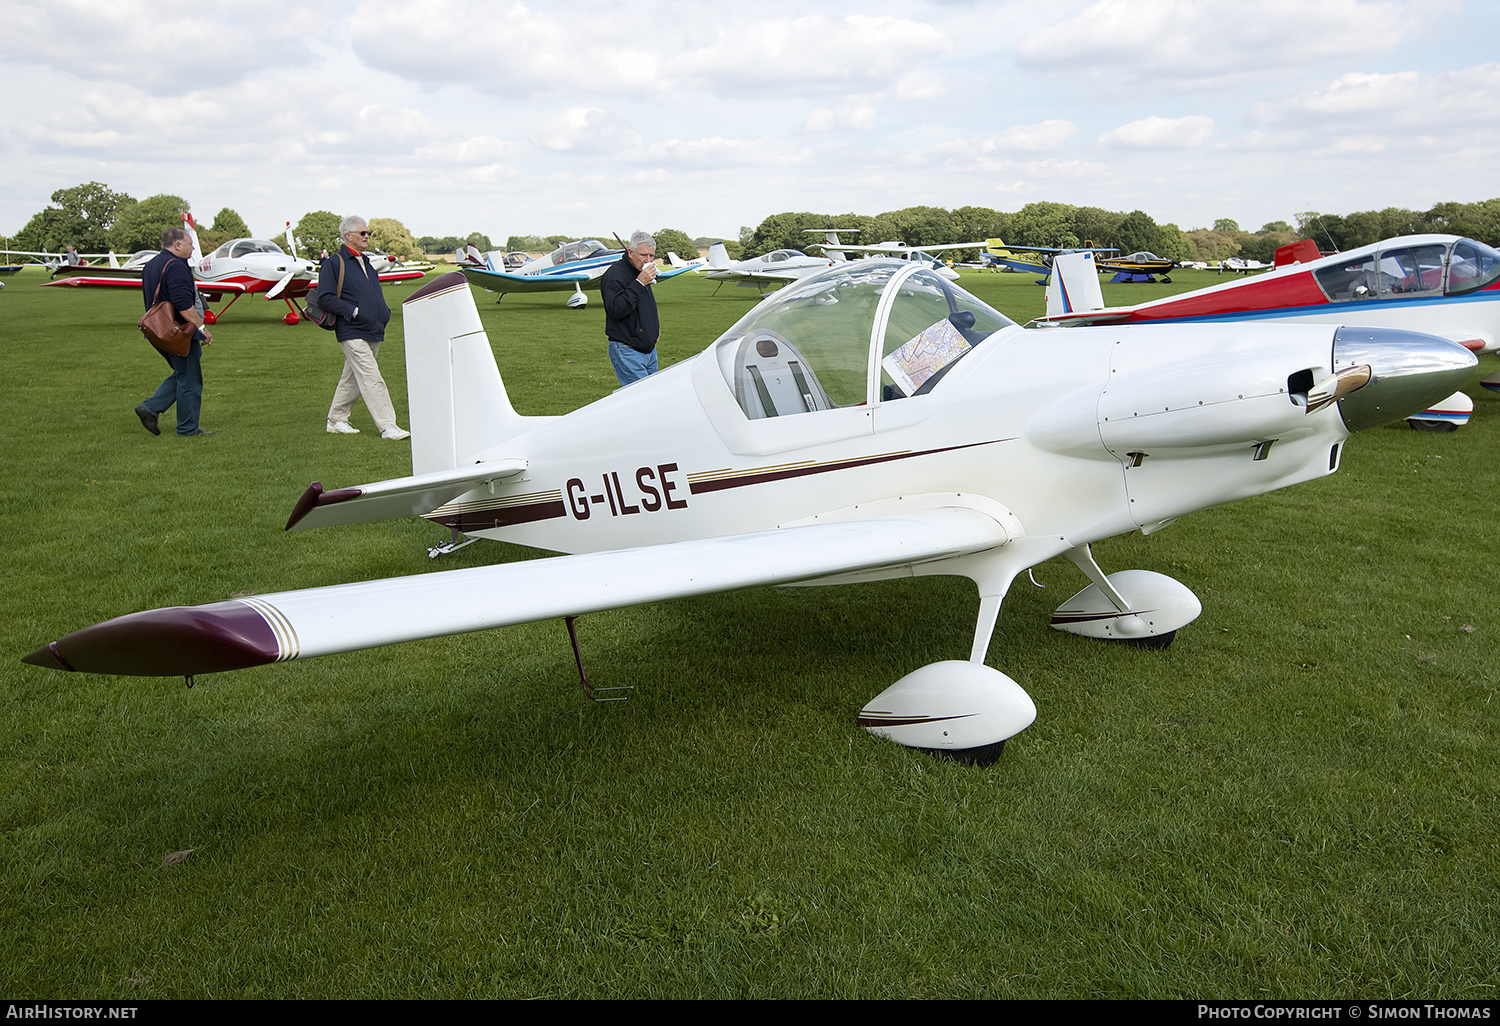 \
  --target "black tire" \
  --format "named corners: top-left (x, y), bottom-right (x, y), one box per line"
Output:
top-left (1123, 630), bottom-right (1176, 649)
top-left (922, 739), bottom-right (1006, 766)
